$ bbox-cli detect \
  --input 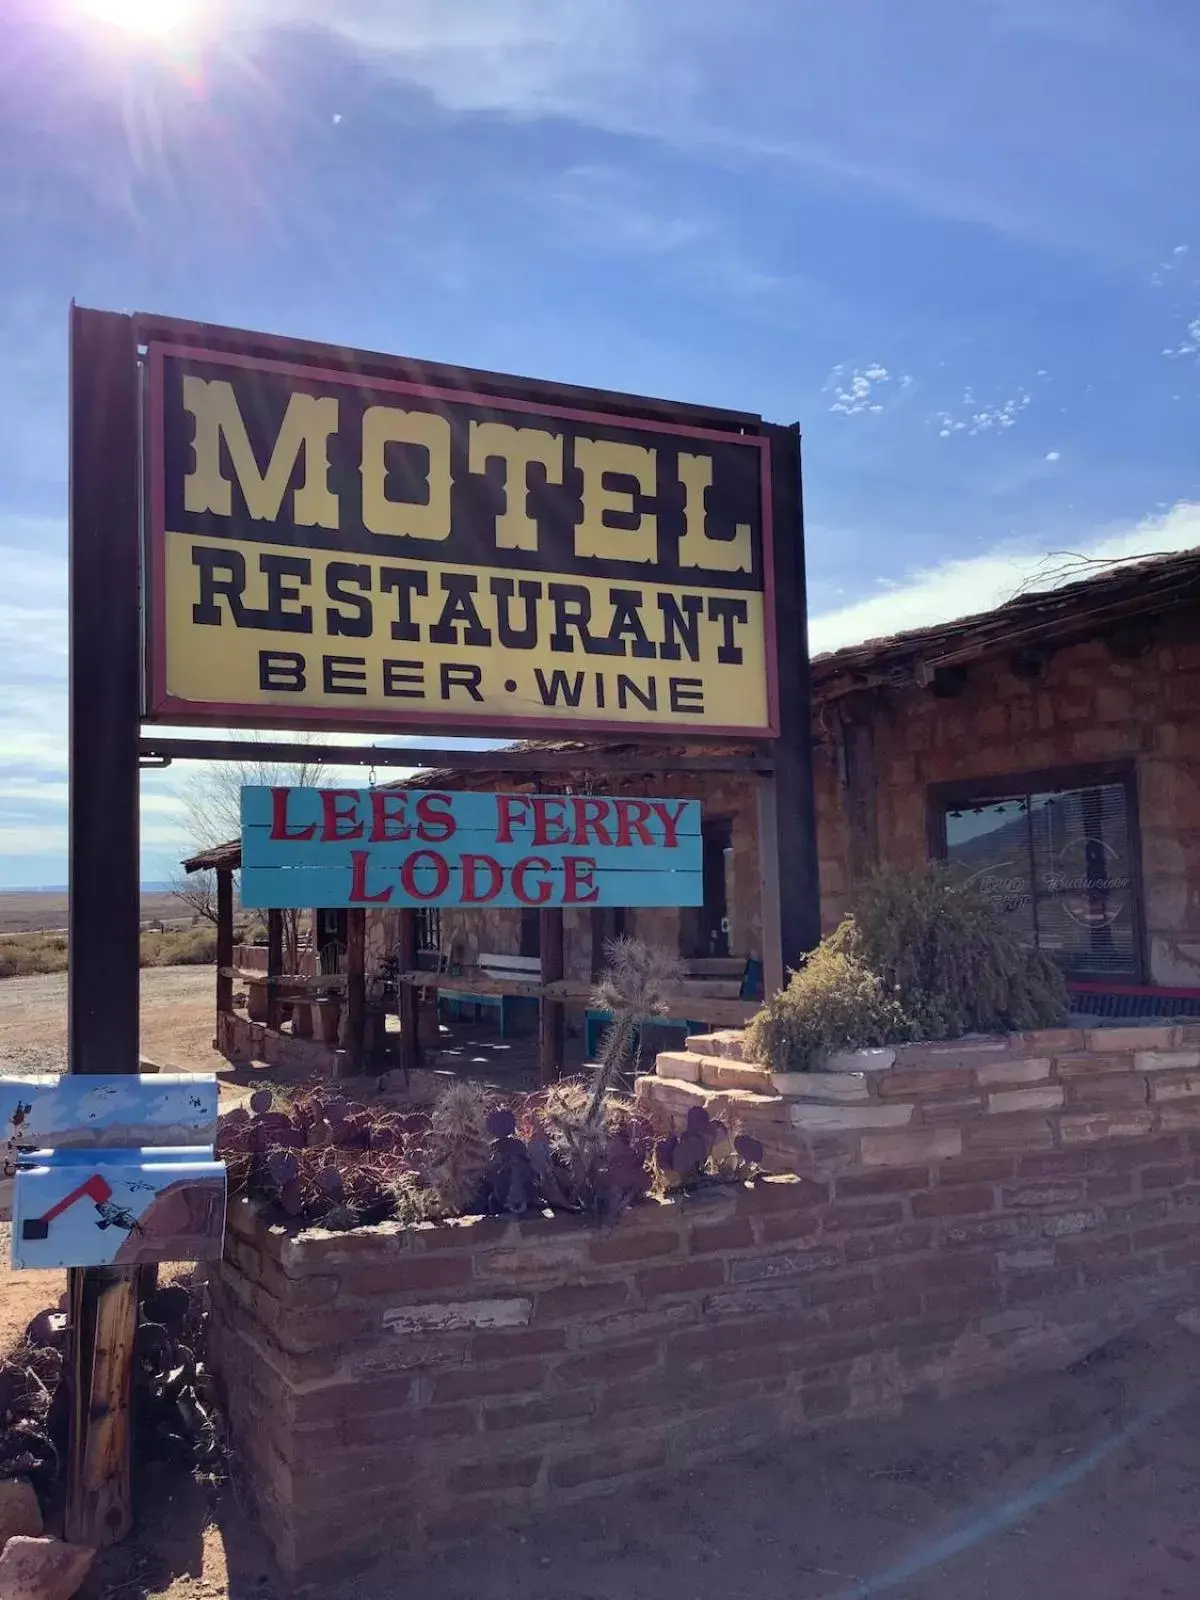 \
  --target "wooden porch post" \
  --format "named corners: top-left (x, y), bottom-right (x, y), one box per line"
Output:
top-left (397, 909), bottom-right (420, 1076)
top-left (215, 868), bottom-right (234, 1029)
top-left (539, 908), bottom-right (566, 1084)
top-left (345, 908), bottom-right (366, 1068)
top-left (266, 908), bottom-right (283, 1029)
top-left (756, 782), bottom-right (785, 1000)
